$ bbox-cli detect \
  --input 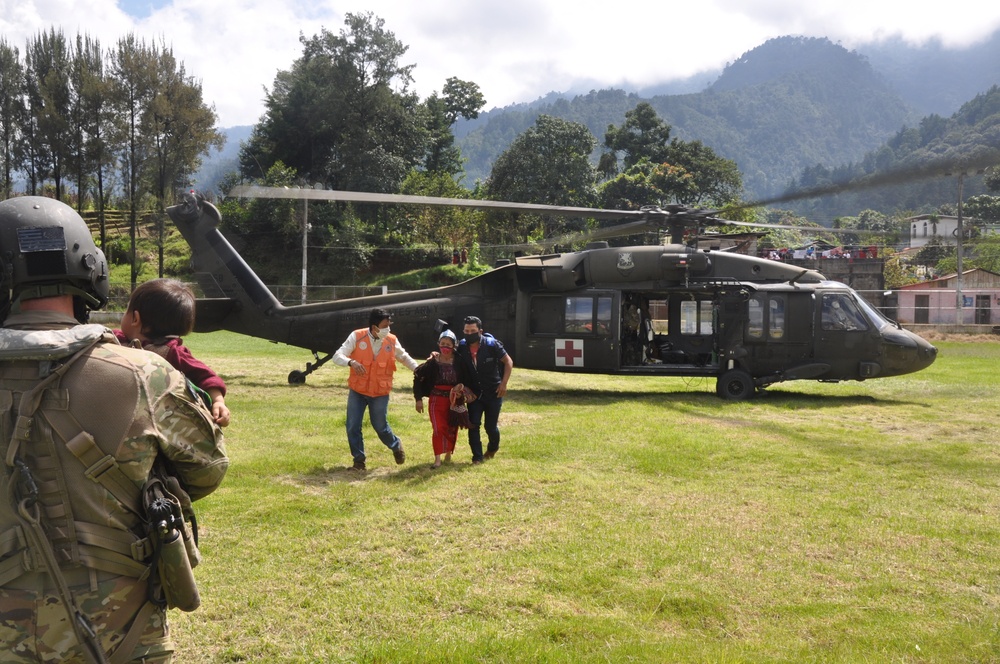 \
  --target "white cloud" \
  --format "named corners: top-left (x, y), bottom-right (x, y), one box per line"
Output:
top-left (2, 0), bottom-right (1000, 126)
